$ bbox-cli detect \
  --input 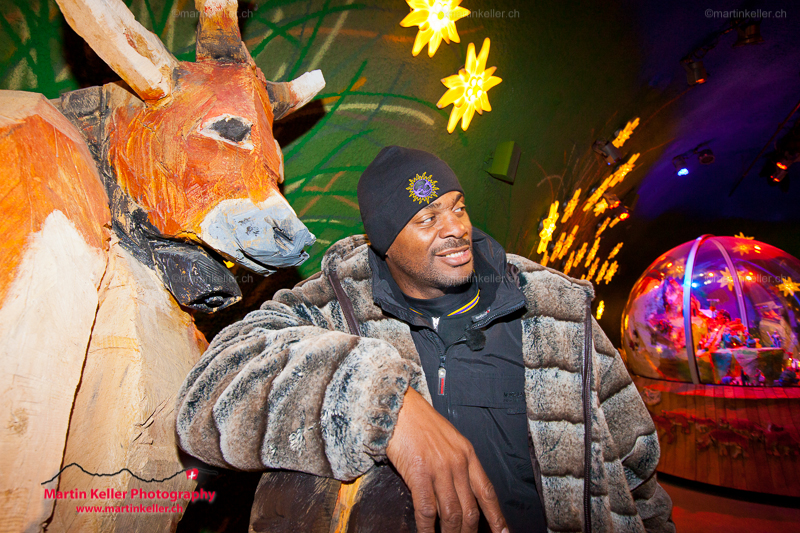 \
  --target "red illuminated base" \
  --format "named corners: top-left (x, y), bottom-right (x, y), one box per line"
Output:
top-left (632, 375), bottom-right (800, 497)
